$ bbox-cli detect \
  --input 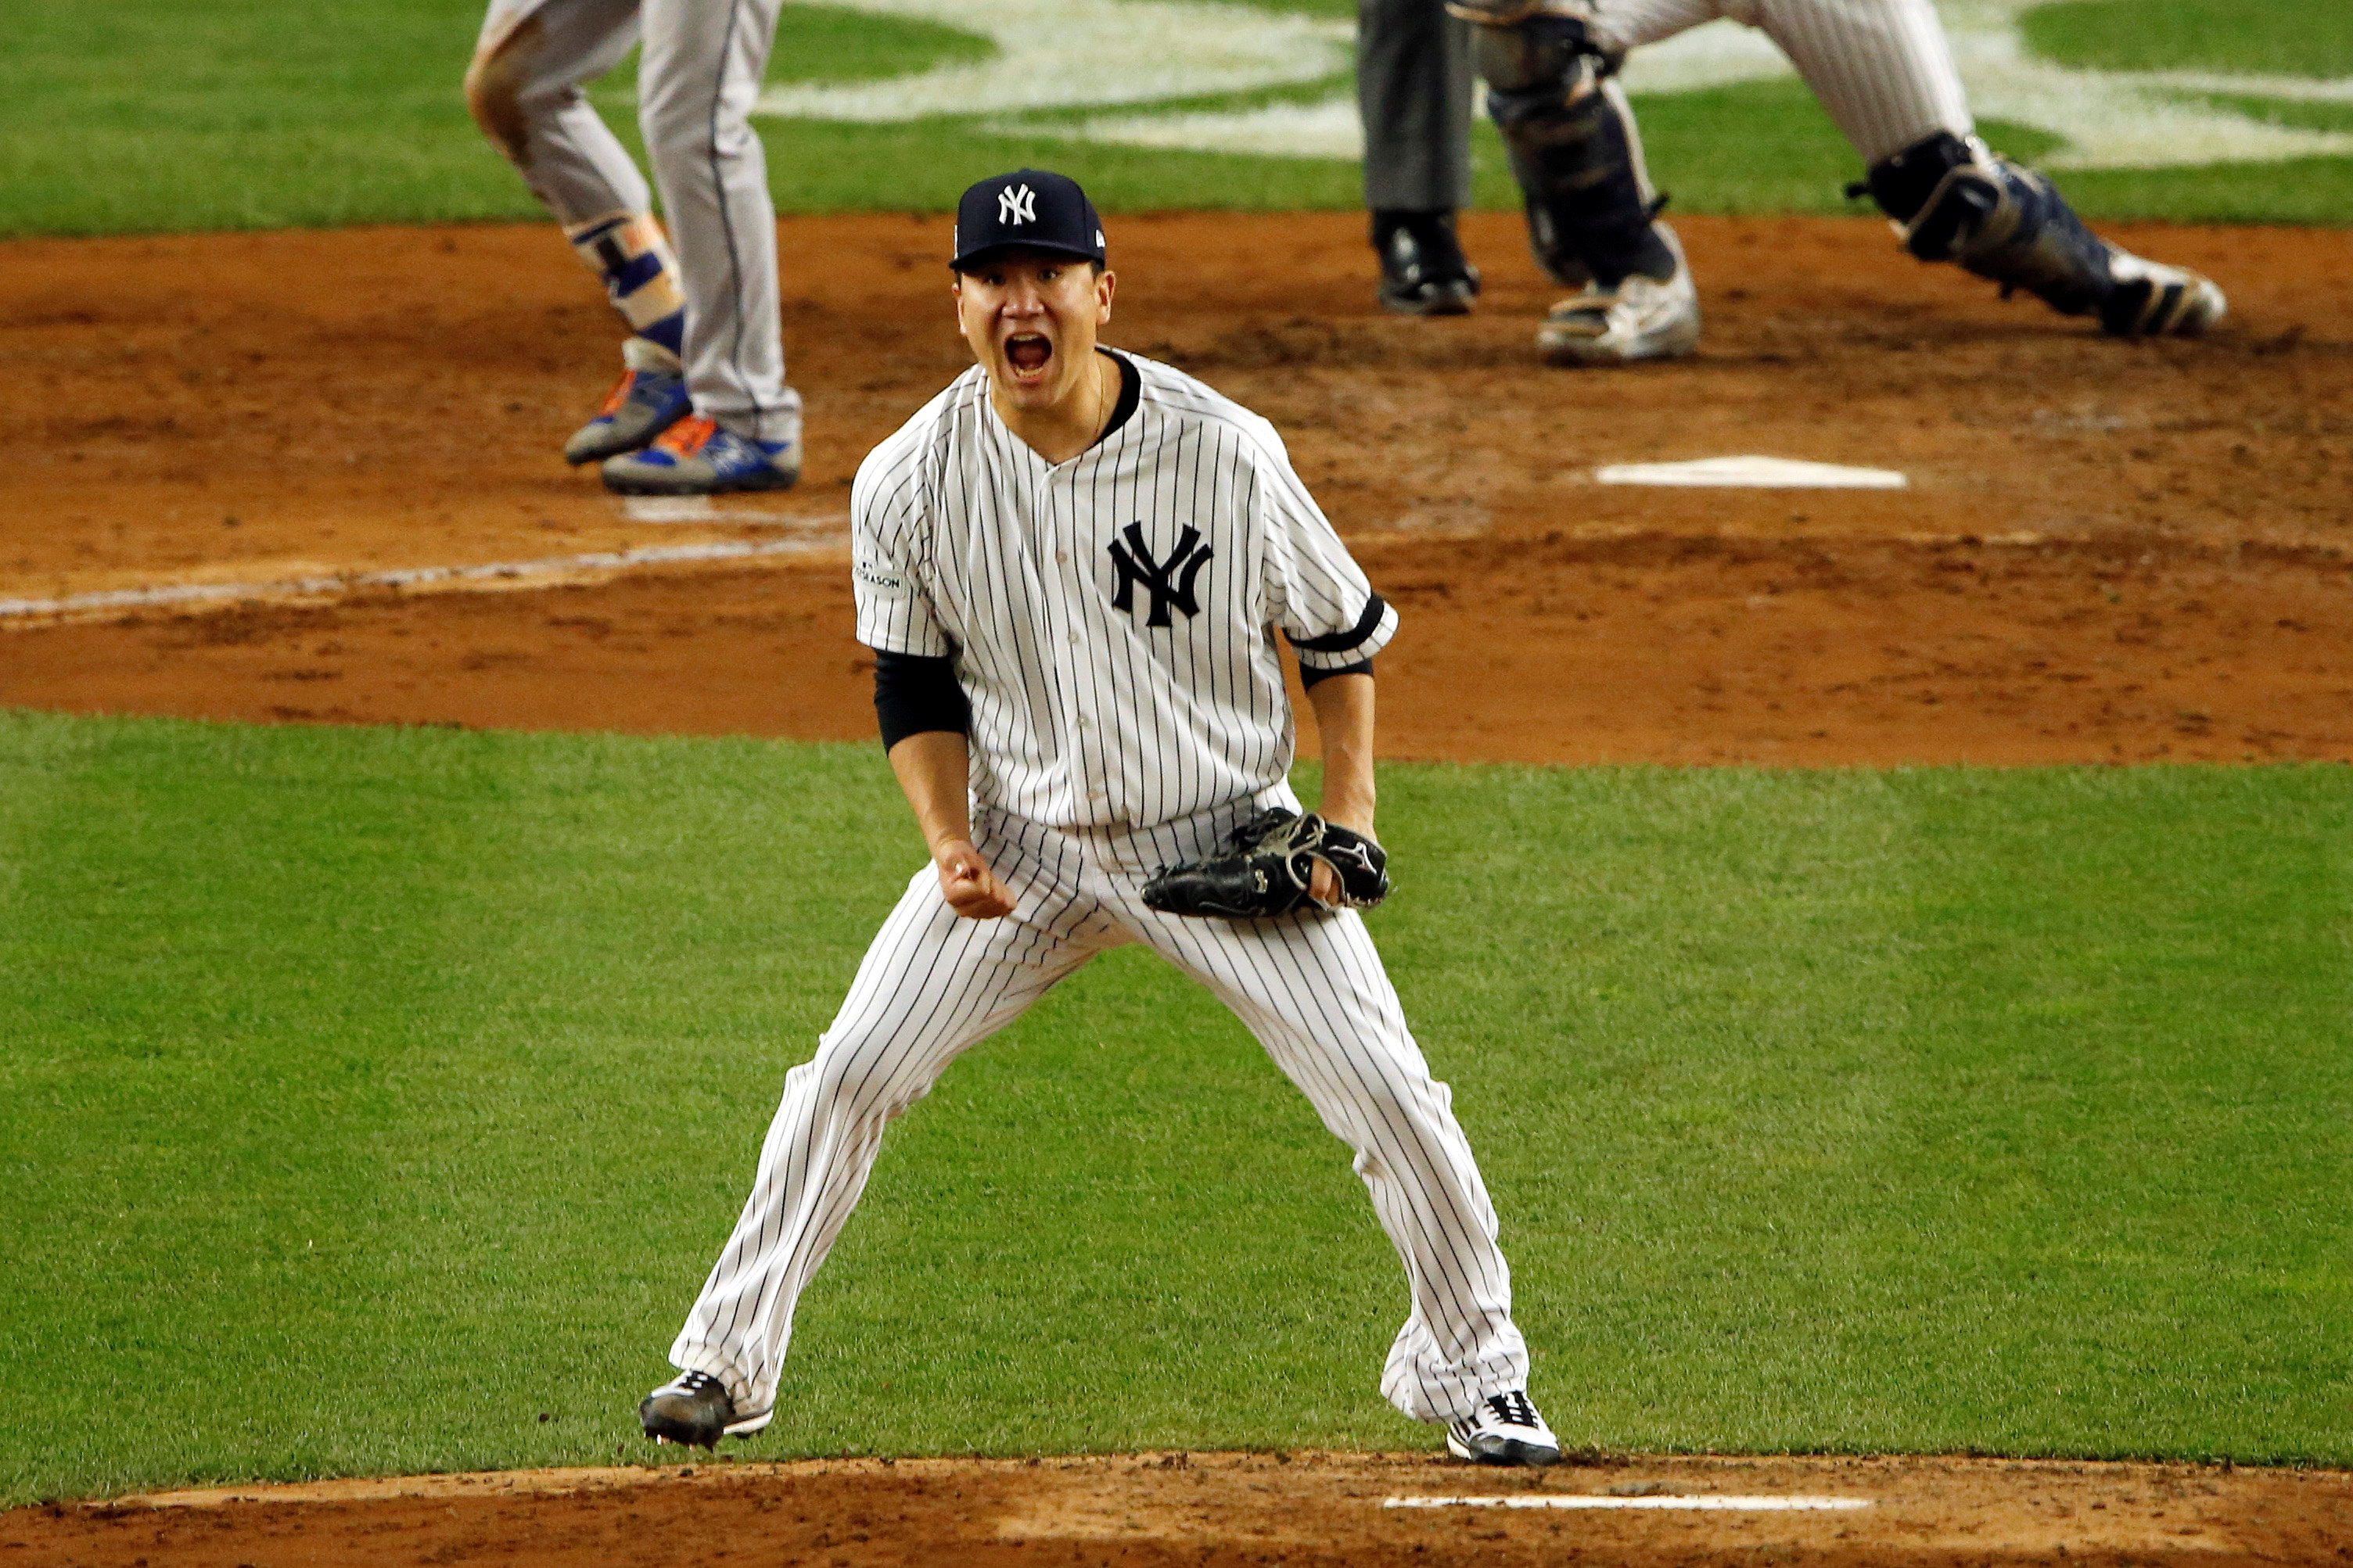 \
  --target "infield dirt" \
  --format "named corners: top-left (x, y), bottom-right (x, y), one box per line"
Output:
top-left (1, 213), bottom-right (2349, 1561)
top-left (3, 212), bottom-right (2350, 762)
